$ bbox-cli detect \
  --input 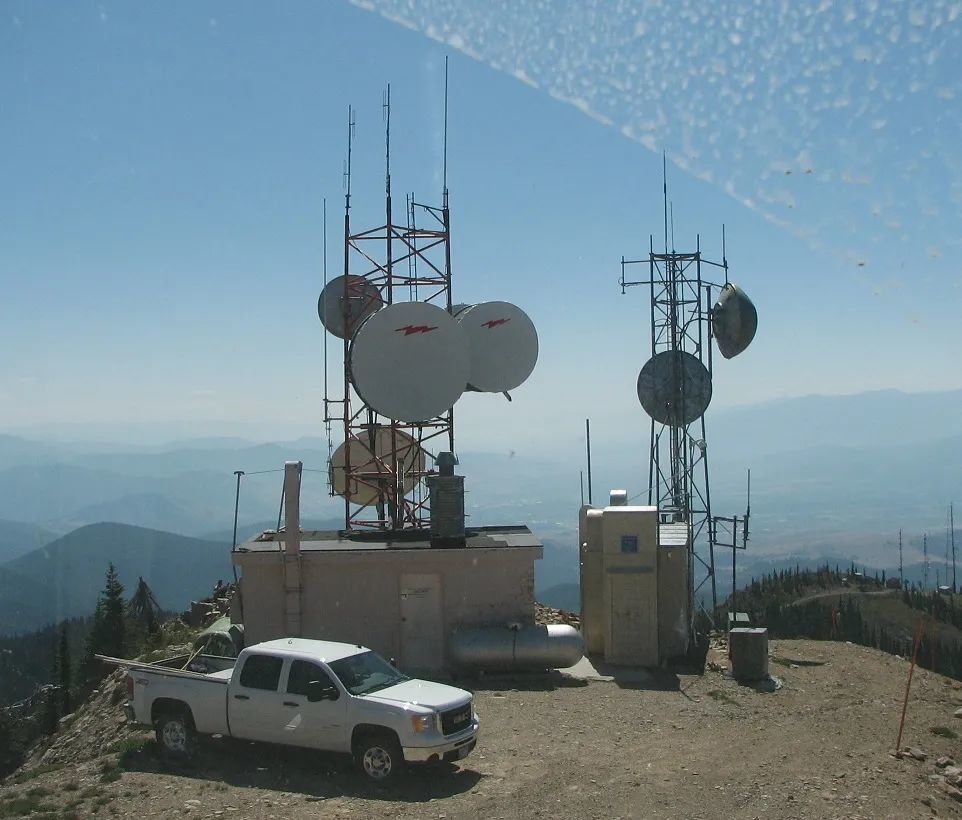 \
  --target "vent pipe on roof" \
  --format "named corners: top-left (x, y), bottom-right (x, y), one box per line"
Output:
top-left (282, 460), bottom-right (303, 638)
top-left (427, 452), bottom-right (466, 547)
top-left (283, 461), bottom-right (302, 555)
